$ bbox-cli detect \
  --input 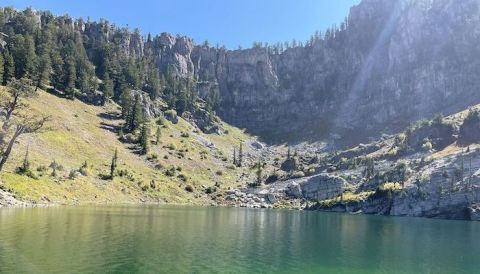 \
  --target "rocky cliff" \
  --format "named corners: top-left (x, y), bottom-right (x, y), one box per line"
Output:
top-left (22, 0), bottom-right (480, 144)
